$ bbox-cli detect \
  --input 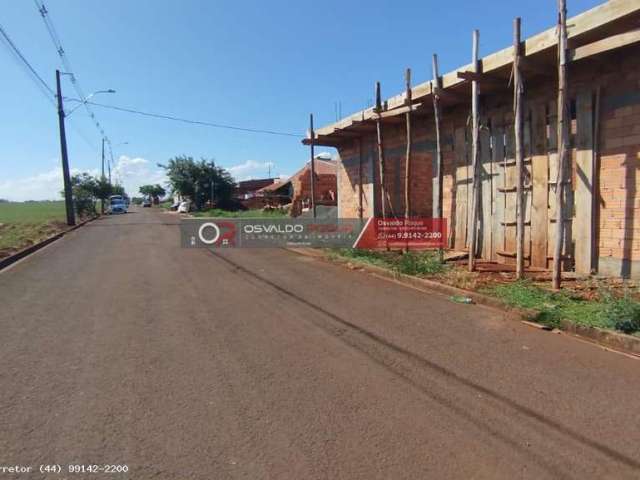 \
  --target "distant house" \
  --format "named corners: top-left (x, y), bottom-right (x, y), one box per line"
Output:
top-left (259, 157), bottom-right (337, 216)
top-left (234, 178), bottom-right (278, 209)
top-left (234, 178), bottom-right (278, 200)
